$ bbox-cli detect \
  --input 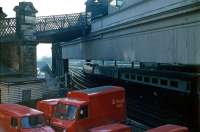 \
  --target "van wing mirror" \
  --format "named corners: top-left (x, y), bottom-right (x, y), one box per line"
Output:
top-left (78, 106), bottom-right (88, 120)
